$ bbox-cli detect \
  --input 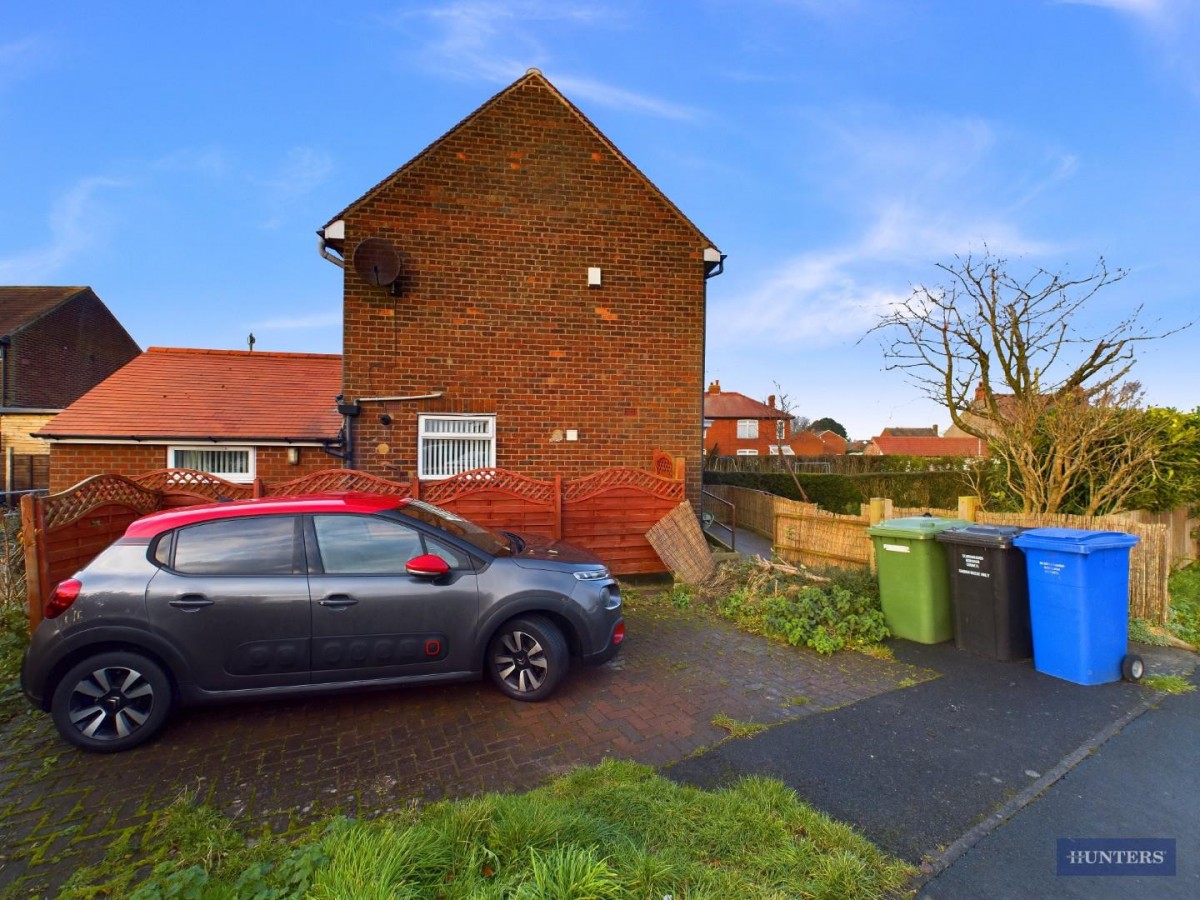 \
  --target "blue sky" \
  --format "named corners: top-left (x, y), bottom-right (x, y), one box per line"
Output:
top-left (3, 0), bottom-right (1197, 439)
